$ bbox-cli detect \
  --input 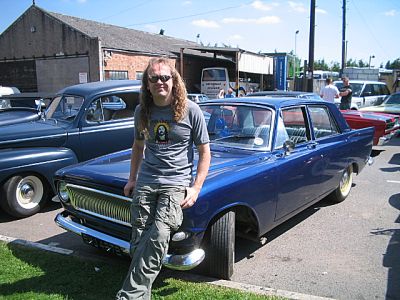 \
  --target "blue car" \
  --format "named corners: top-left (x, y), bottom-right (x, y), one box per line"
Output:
top-left (54, 96), bottom-right (374, 279)
top-left (0, 80), bottom-right (141, 218)
top-left (0, 92), bottom-right (54, 126)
